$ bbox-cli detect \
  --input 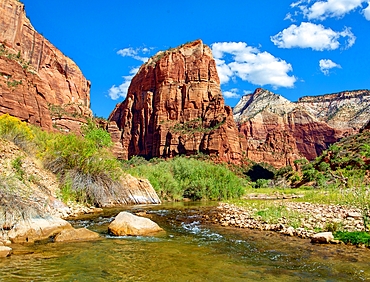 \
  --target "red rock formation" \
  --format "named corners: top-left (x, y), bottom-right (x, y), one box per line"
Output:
top-left (0, 0), bottom-right (91, 132)
top-left (235, 88), bottom-right (370, 167)
top-left (108, 40), bottom-right (242, 162)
